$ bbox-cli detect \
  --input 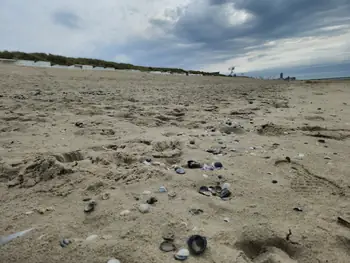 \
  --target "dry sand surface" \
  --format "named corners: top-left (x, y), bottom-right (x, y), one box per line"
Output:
top-left (0, 64), bottom-right (350, 263)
